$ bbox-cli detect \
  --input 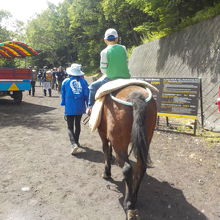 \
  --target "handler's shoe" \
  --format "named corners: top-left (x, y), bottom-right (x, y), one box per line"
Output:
top-left (71, 144), bottom-right (84, 155)
top-left (76, 143), bottom-right (82, 148)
